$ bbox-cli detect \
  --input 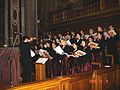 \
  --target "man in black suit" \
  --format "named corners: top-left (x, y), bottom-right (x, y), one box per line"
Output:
top-left (19, 36), bottom-right (32, 83)
top-left (75, 33), bottom-right (82, 45)
top-left (106, 25), bottom-right (120, 65)
top-left (96, 26), bottom-right (106, 66)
